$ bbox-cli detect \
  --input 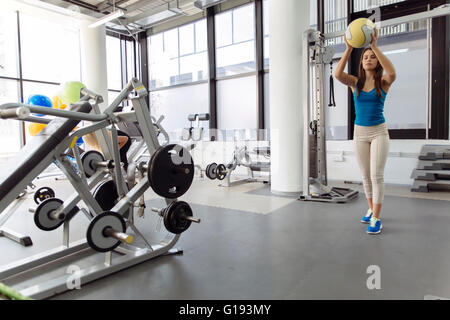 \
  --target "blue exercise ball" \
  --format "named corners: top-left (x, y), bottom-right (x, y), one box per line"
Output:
top-left (27, 94), bottom-right (52, 117)
top-left (76, 137), bottom-right (84, 146)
